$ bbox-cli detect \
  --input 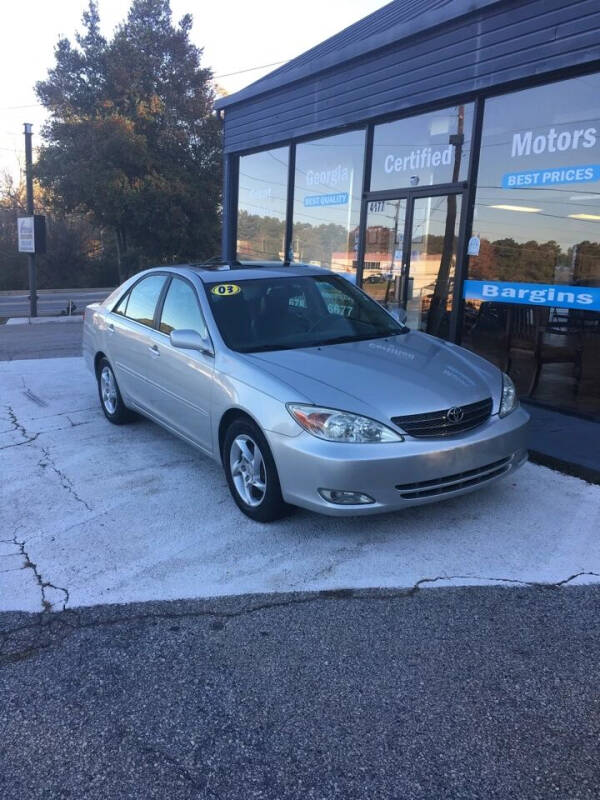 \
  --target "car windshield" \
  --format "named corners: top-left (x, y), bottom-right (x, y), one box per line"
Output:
top-left (205, 274), bottom-right (406, 353)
